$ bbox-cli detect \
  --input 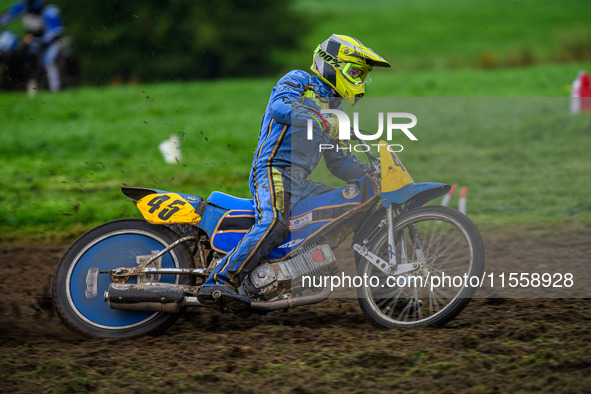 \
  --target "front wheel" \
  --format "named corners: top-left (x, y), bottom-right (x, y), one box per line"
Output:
top-left (357, 206), bottom-right (485, 329)
top-left (52, 219), bottom-right (195, 338)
